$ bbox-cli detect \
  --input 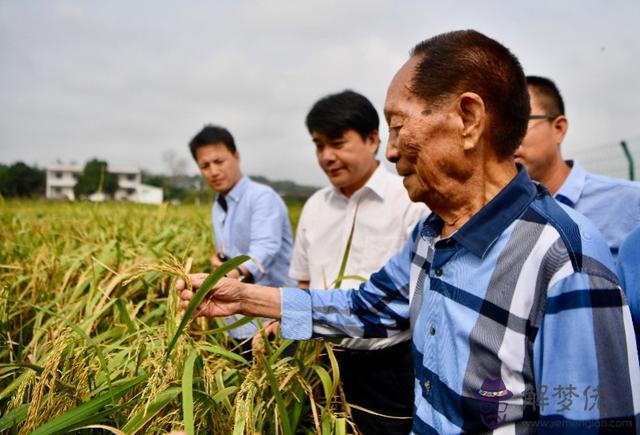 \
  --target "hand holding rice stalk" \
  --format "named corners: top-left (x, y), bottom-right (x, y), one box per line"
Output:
top-left (167, 255), bottom-right (250, 360)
